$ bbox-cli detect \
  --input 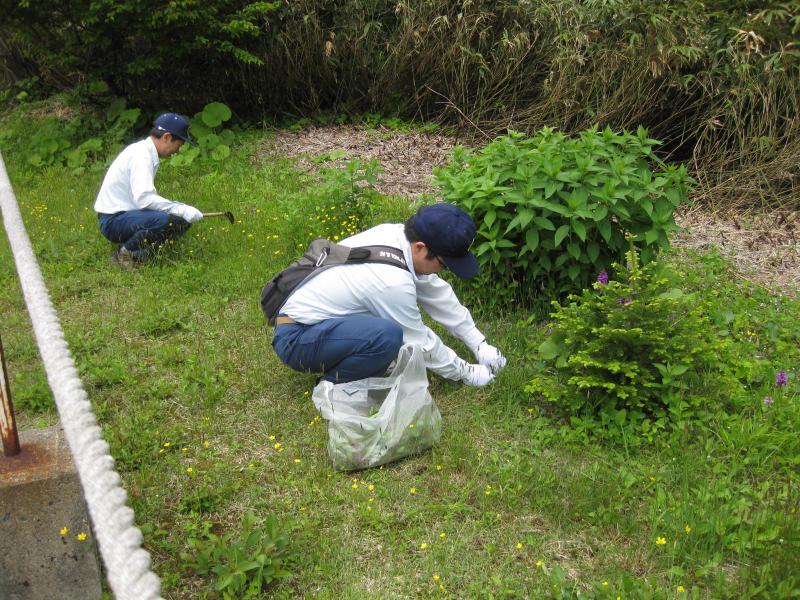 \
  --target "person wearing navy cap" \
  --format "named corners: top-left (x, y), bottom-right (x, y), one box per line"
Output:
top-left (272, 203), bottom-right (507, 387)
top-left (94, 112), bottom-right (203, 267)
